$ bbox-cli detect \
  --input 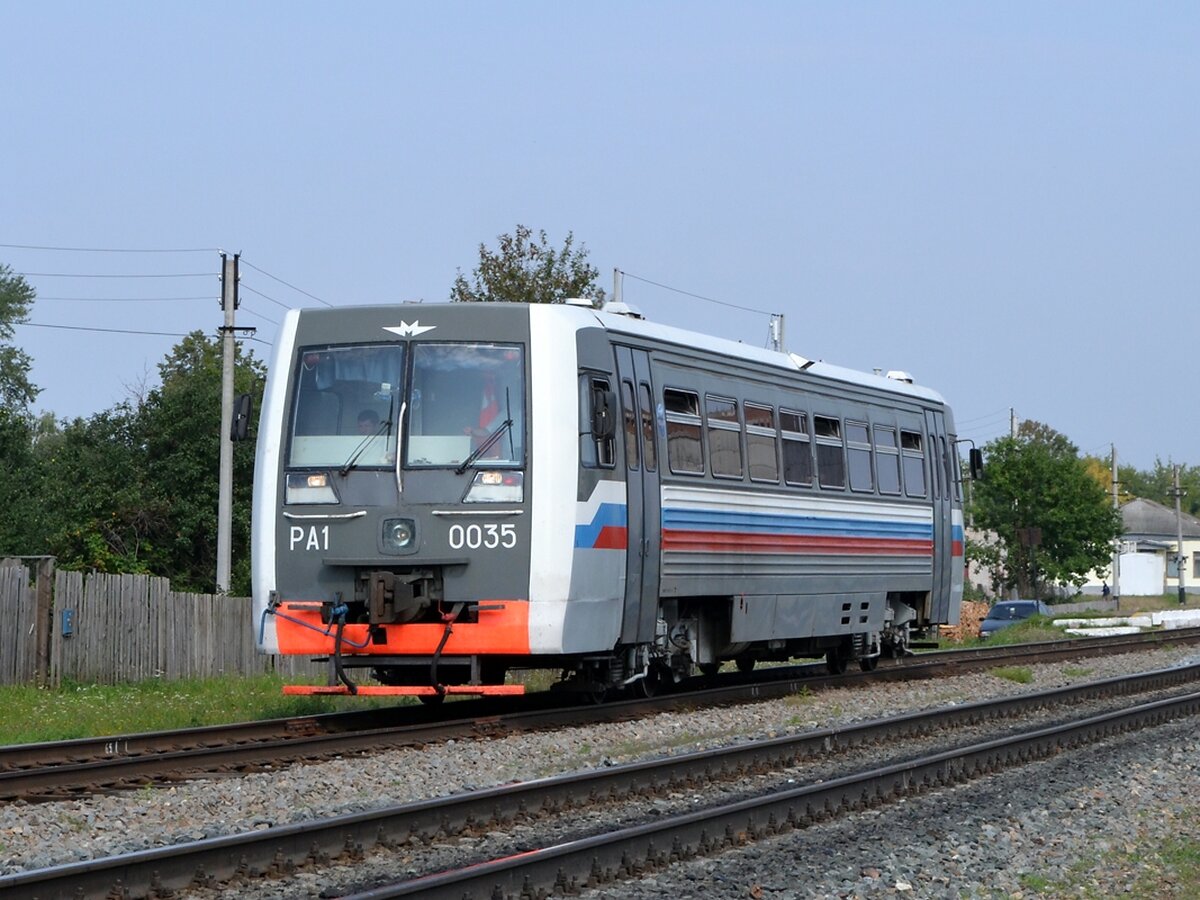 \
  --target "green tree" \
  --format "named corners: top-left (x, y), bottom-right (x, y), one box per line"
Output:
top-left (1119, 460), bottom-right (1200, 517)
top-left (35, 405), bottom-right (166, 574)
top-left (972, 420), bottom-right (1122, 596)
top-left (140, 331), bottom-right (264, 593)
top-left (20, 331), bottom-right (264, 592)
top-left (0, 408), bottom-right (38, 553)
top-left (450, 224), bottom-right (606, 305)
top-left (0, 264), bottom-right (38, 411)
